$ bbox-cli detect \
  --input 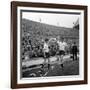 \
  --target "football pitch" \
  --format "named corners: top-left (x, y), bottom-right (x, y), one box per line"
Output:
top-left (22, 55), bottom-right (79, 77)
